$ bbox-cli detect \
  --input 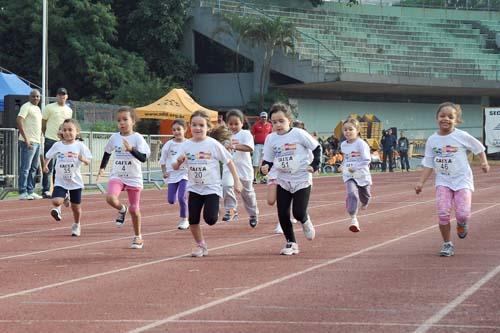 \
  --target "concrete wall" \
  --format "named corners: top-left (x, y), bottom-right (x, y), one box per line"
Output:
top-left (295, 99), bottom-right (483, 140)
top-left (193, 73), bottom-right (254, 108)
